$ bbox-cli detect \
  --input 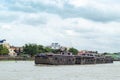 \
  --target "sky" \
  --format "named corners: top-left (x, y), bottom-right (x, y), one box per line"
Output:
top-left (0, 0), bottom-right (120, 53)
